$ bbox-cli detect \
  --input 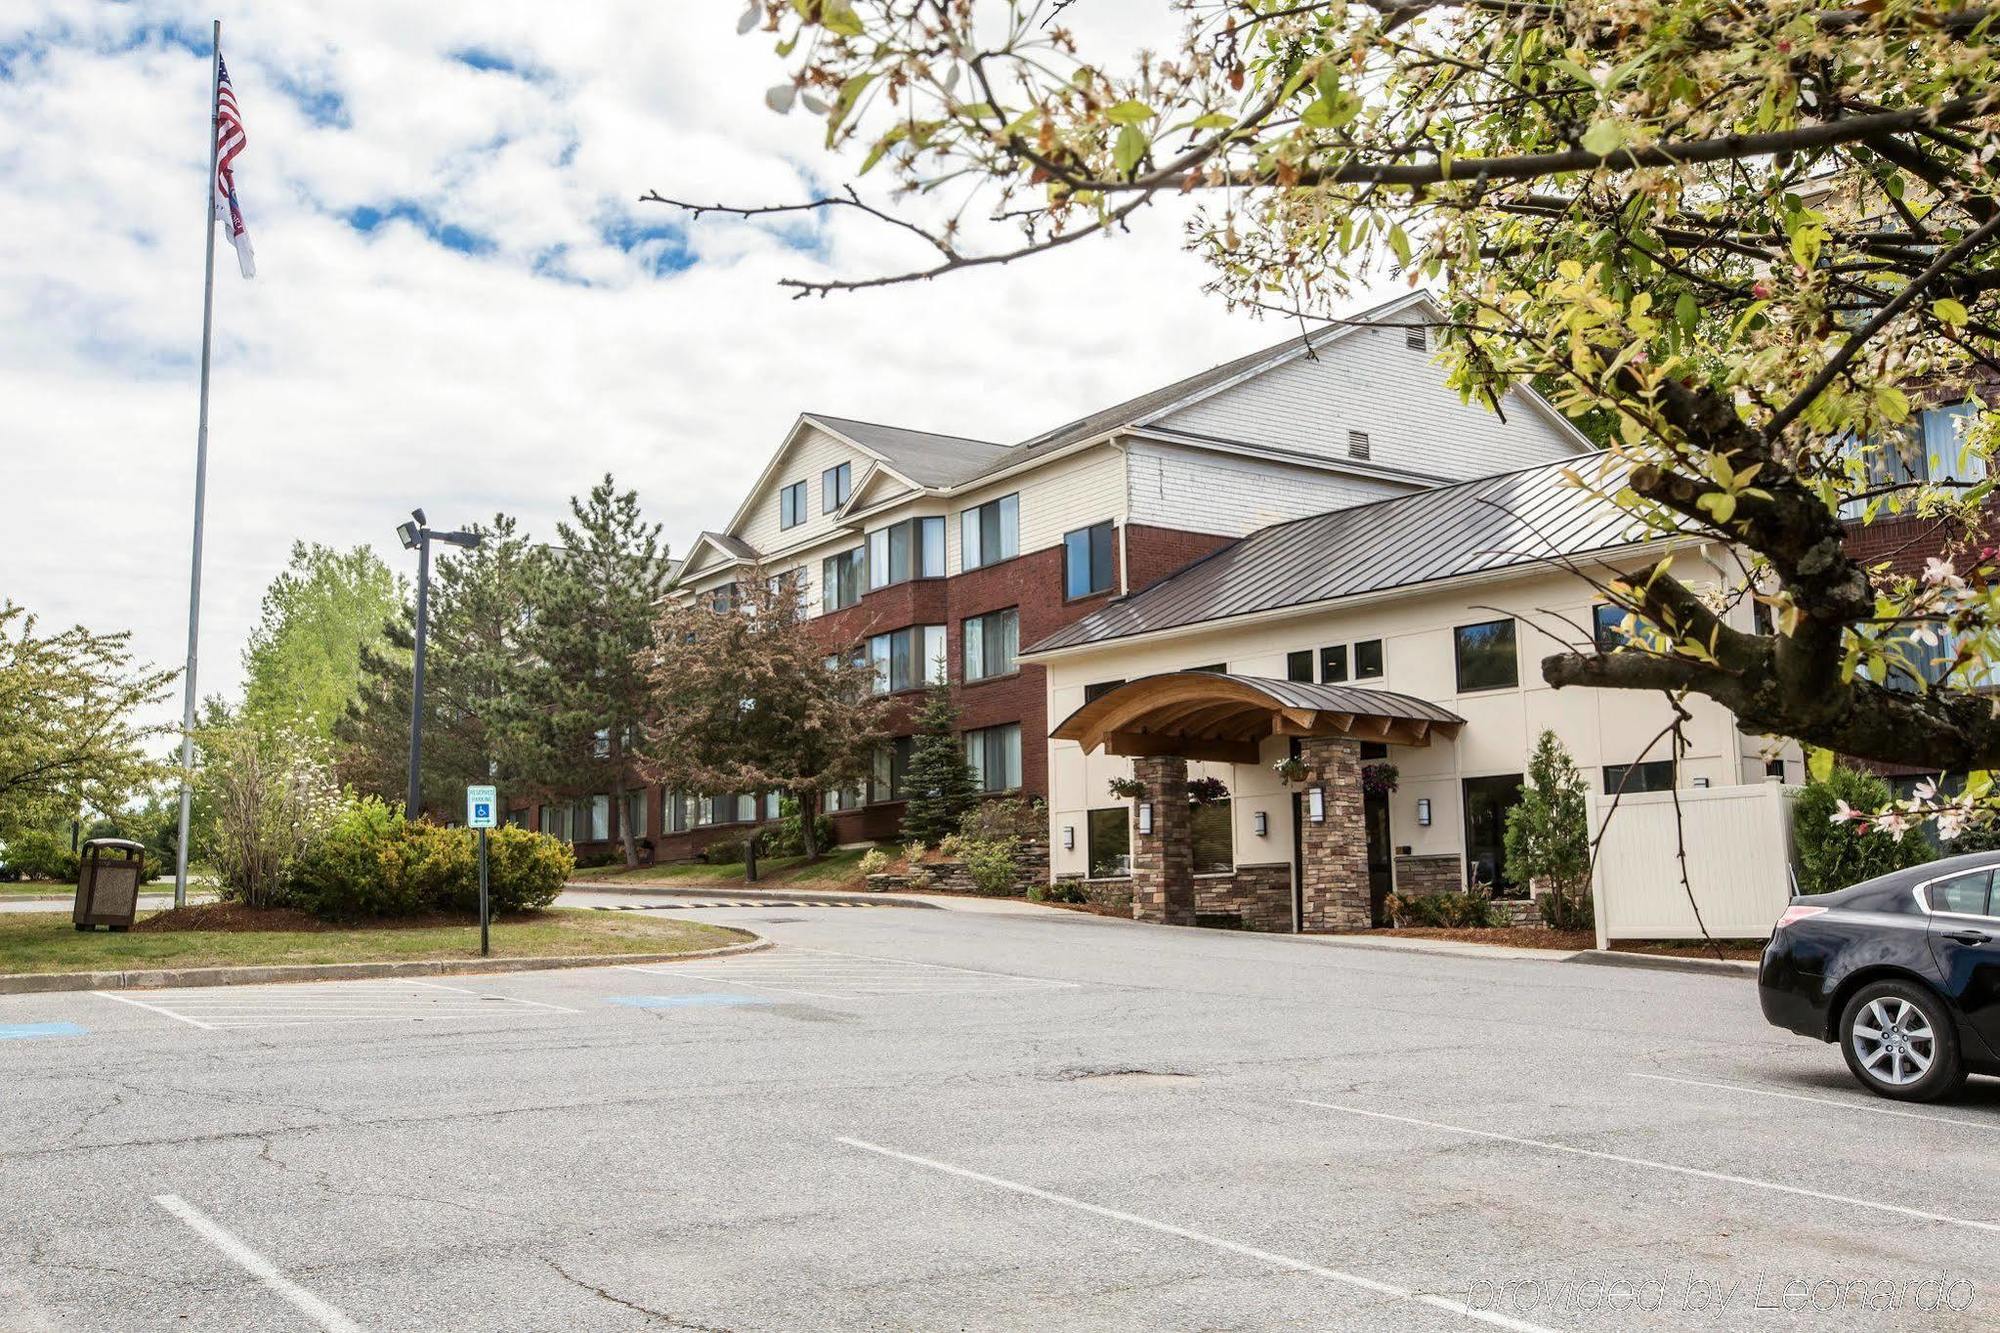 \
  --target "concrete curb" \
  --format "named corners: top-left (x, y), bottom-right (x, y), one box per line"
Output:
top-left (0, 936), bottom-right (770, 995)
top-left (566, 880), bottom-right (943, 908)
top-left (1567, 948), bottom-right (1759, 978)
